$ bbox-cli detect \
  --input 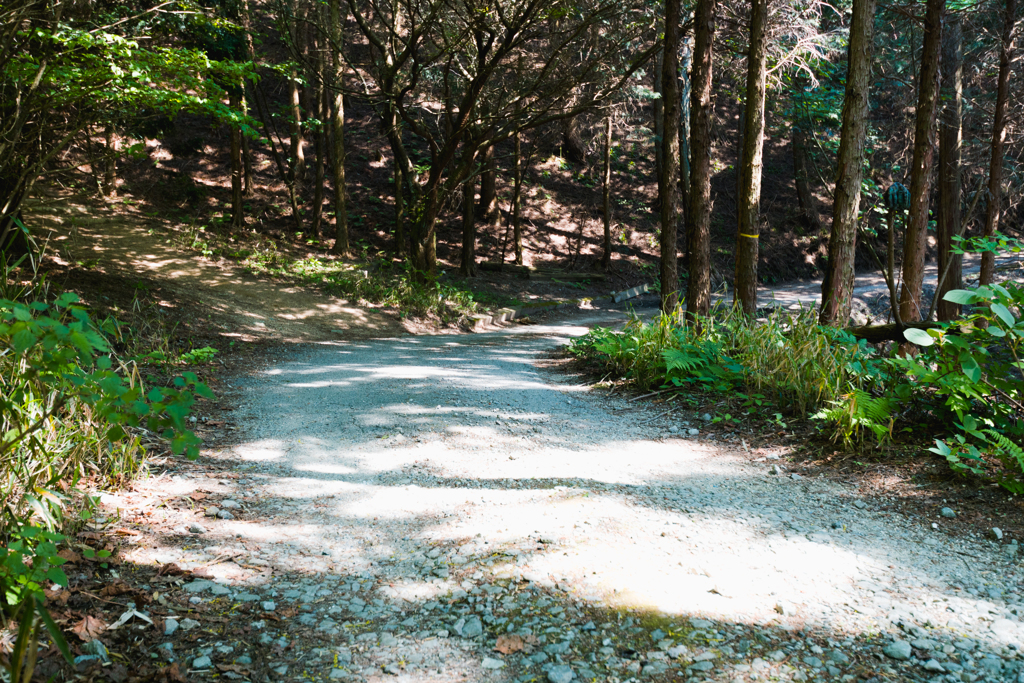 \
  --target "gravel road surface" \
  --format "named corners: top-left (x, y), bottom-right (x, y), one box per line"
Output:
top-left (146, 308), bottom-right (1022, 683)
